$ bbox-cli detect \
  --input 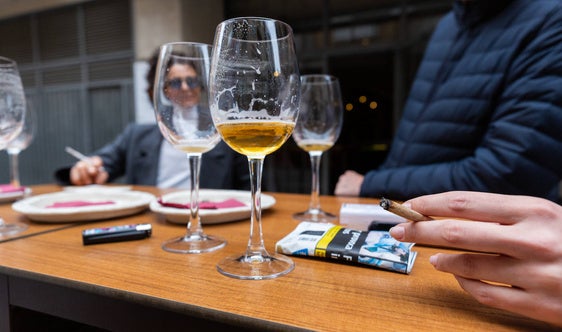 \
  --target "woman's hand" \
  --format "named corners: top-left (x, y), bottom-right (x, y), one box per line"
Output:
top-left (389, 191), bottom-right (562, 327)
top-left (69, 156), bottom-right (108, 185)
